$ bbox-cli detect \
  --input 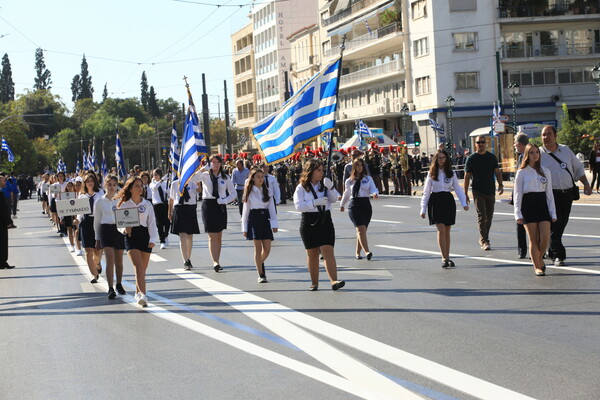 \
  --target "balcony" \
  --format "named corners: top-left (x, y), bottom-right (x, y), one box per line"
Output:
top-left (340, 58), bottom-right (403, 87)
top-left (325, 22), bottom-right (402, 58)
top-left (322, 0), bottom-right (382, 27)
top-left (498, 0), bottom-right (600, 18)
top-left (234, 45), bottom-right (252, 57)
top-left (501, 43), bottom-right (600, 58)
